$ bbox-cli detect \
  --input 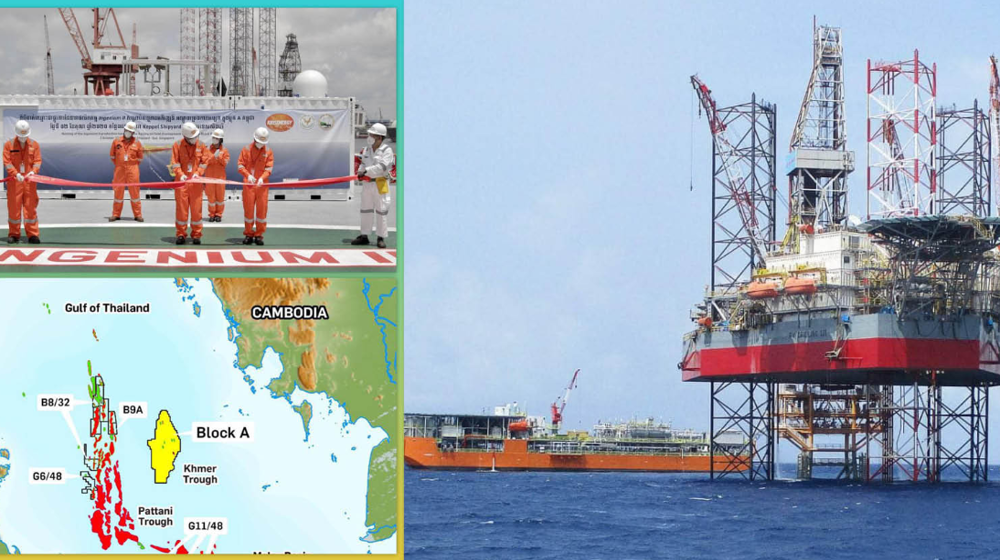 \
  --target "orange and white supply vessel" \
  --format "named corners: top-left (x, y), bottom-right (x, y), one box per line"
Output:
top-left (404, 406), bottom-right (743, 472)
